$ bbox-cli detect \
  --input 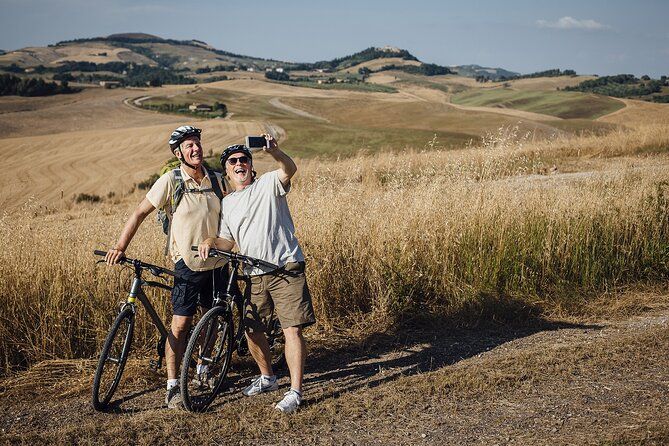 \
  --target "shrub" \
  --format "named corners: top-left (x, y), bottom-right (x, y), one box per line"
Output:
top-left (74, 193), bottom-right (102, 203)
